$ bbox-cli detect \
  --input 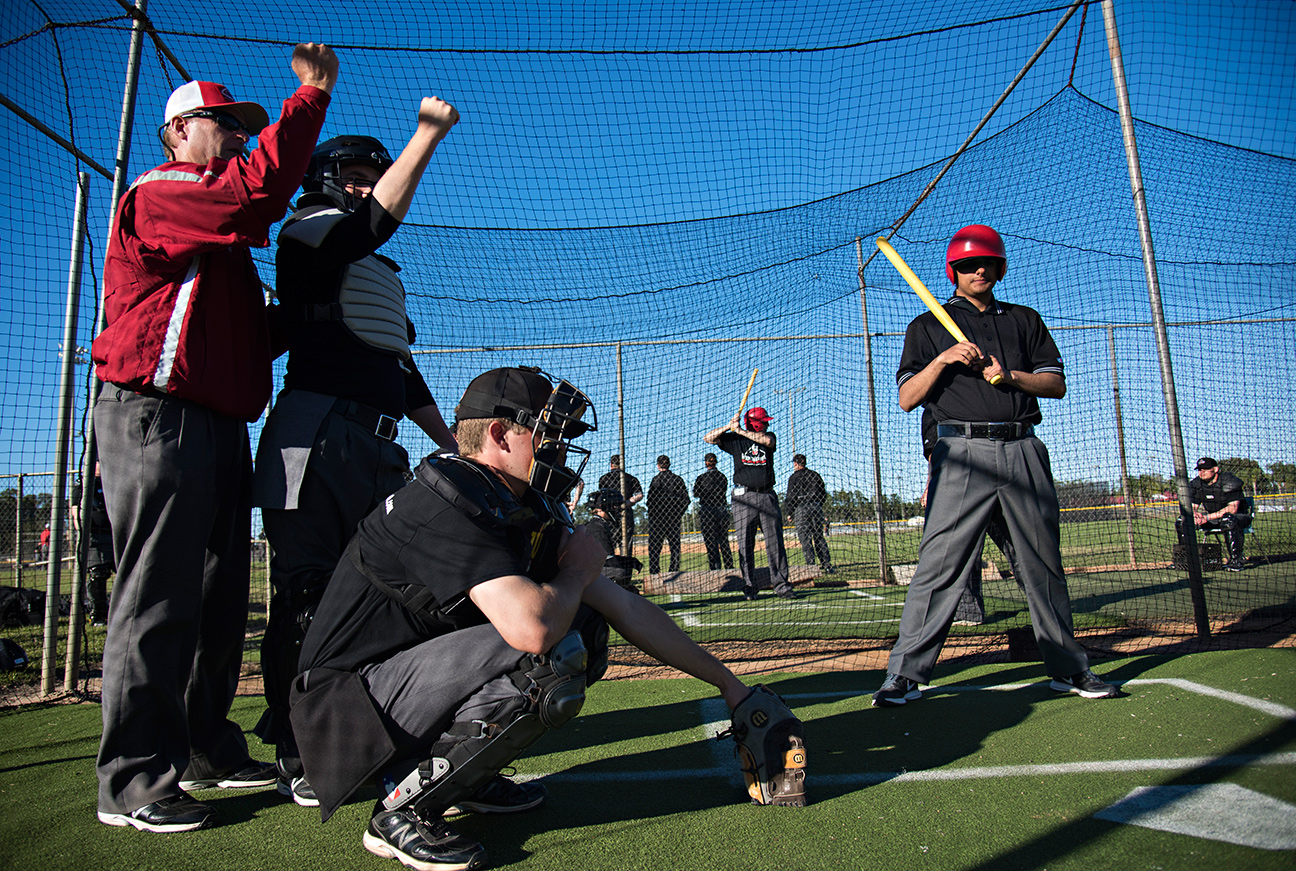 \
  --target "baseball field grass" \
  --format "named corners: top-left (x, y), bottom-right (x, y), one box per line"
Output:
top-left (2, 647), bottom-right (1293, 870)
